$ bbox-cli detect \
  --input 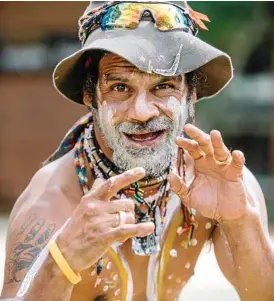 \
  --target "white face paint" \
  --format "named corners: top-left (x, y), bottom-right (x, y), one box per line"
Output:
top-left (93, 93), bottom-right (189, 177)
